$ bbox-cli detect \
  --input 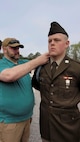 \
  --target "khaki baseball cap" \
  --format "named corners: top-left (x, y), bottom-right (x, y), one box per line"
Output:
top-left (2, 38), bottom-right (24, 48)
